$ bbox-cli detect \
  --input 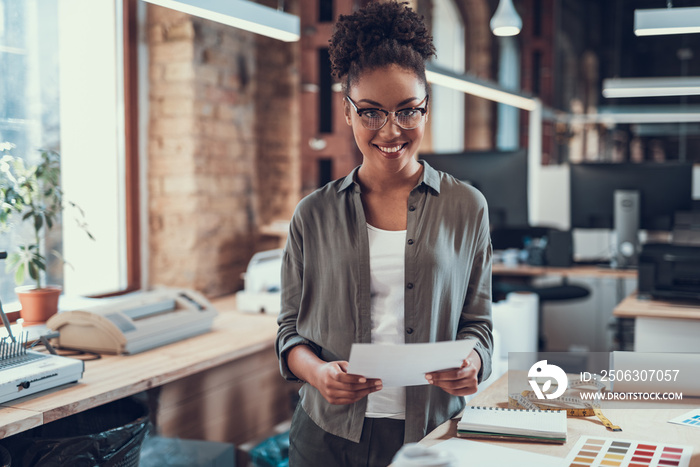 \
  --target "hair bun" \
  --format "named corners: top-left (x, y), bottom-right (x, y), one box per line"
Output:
top-left (329, 1), bottom-right (436, 80)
